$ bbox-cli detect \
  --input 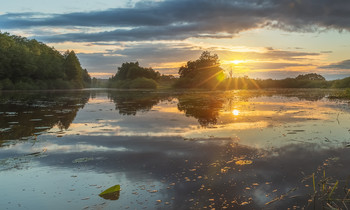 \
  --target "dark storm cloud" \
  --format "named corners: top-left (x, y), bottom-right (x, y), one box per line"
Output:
top-left (2, 0), bottom-right (350, 42)
top-left (320, 59), bottom-right (350, 69)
